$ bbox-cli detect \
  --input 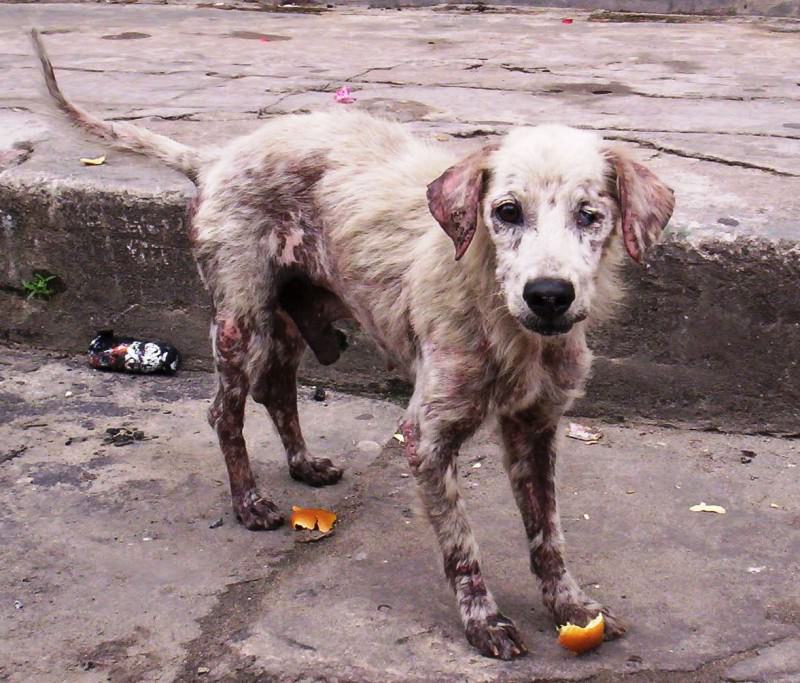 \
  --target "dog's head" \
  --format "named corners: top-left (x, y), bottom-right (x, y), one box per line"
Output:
top-left (427, 125), bottom-right (674, 336)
